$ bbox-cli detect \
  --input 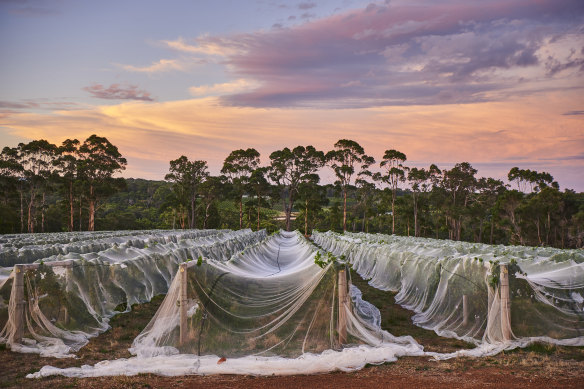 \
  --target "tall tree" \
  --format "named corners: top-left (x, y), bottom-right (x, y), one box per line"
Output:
top-left (198, 176), bottom-right (223, 229)
top-left (19, 140), bottom-right (58, 232)
top-left (441, 162), bottom-right (477, 241)
top-left (376, 149), bottom-right (407, 234)
top-left (269, 145), bottom-right (325, 231)
top-left (407, 166), bottom-right (433, 237)
top-left (0, 146), bottom-right (25, 232)
top-left (326, 139), bottom-right (374, 232)
top-left (355, 178), bottom-right (377, 233)
top-left (248, 167), bottom-right (272, 231)
top-left (78, 135), bottom-right (127, 231)
top-left (55, 139), bottom-right (80, 232)
top-left (165, 155), bottom-right (208, 229)
top-left (221, 148), bottom-right (260, 229)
